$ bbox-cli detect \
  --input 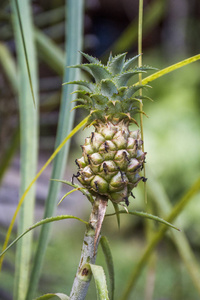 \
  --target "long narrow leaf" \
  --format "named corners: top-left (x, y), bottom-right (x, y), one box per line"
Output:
top-left (0, 41), bottom-right (19, 184)
top-left (141, 54), bottom-right (200, 85)
top-left (166, 178), bottom-right (200, 221)
top-left (57, 188), bottom-right (80, 206)
top-left (14, 0), bottom-right (36, 105)
top-left (120, 177), bottom-right (200, 300)
top-left (35, 6), bottom-right (65, 27)
top-left (0, 42), bottom-right (18, 93)
top-left (105, 210), bottom-right (180, 231)
top-left (148, 172), bottom-right (200, 295)
top-left (90, 264), bottom-right (109, 300)
top-left (34, 293), bottom-right (69, 300)
top-left (34, 294), bottom-right (69, 300)
top-left (11, 0), bottom-right (38, 299)
top-left (0, 116), bottom-right (88, 271)
top-left (0, 127), bottom-right (20, 184)
top-left (0, 215), bottom-right (88, 258)
top-left (34, 28), bottom-right (65, 76)
top-left (26, 1), bottom-right (84, 298)
top-left (100, 236), bottom-right (114, 300)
